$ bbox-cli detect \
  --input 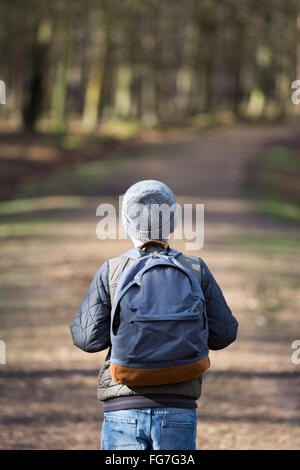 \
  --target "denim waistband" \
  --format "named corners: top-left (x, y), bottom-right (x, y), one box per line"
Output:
top-left (102, 394), bottom-right (197, 412)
